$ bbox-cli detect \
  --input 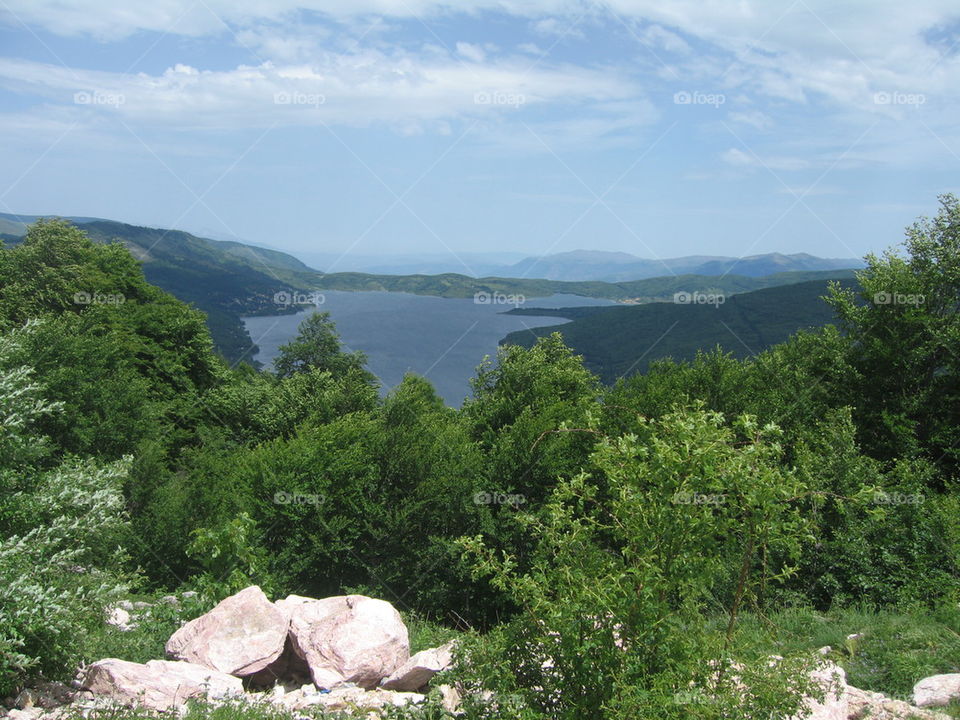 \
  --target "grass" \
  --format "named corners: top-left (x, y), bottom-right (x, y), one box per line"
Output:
top-left (724, 604), bottom-right (960, 713)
